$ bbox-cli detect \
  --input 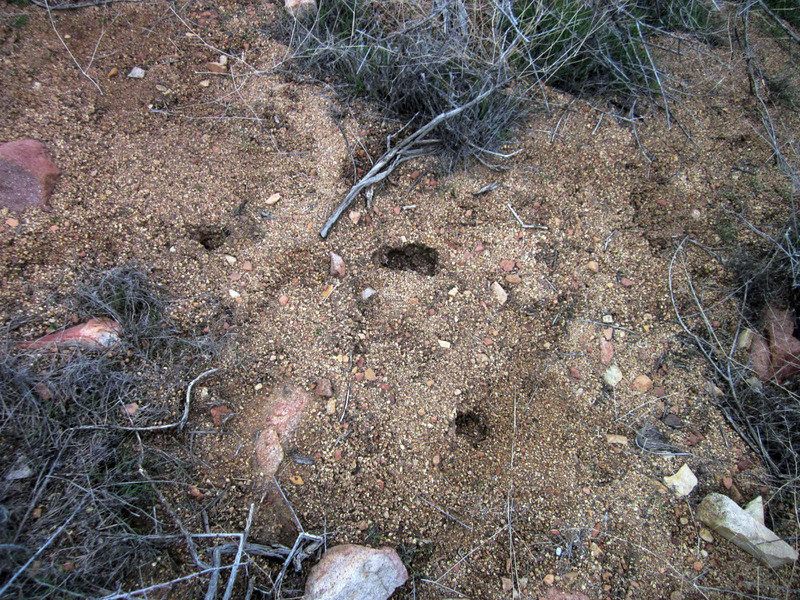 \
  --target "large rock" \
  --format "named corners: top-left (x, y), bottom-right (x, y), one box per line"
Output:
top-left (0, 139), bottom-right (60, 211)
top-left (253, 383), bottom-right (310, 481)
top-left (19, 318), bottom-right (122, 351)
top-left (697, 493), bottom-right (798, 568)
top-left (305, 544), bottom-right (408, 600)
